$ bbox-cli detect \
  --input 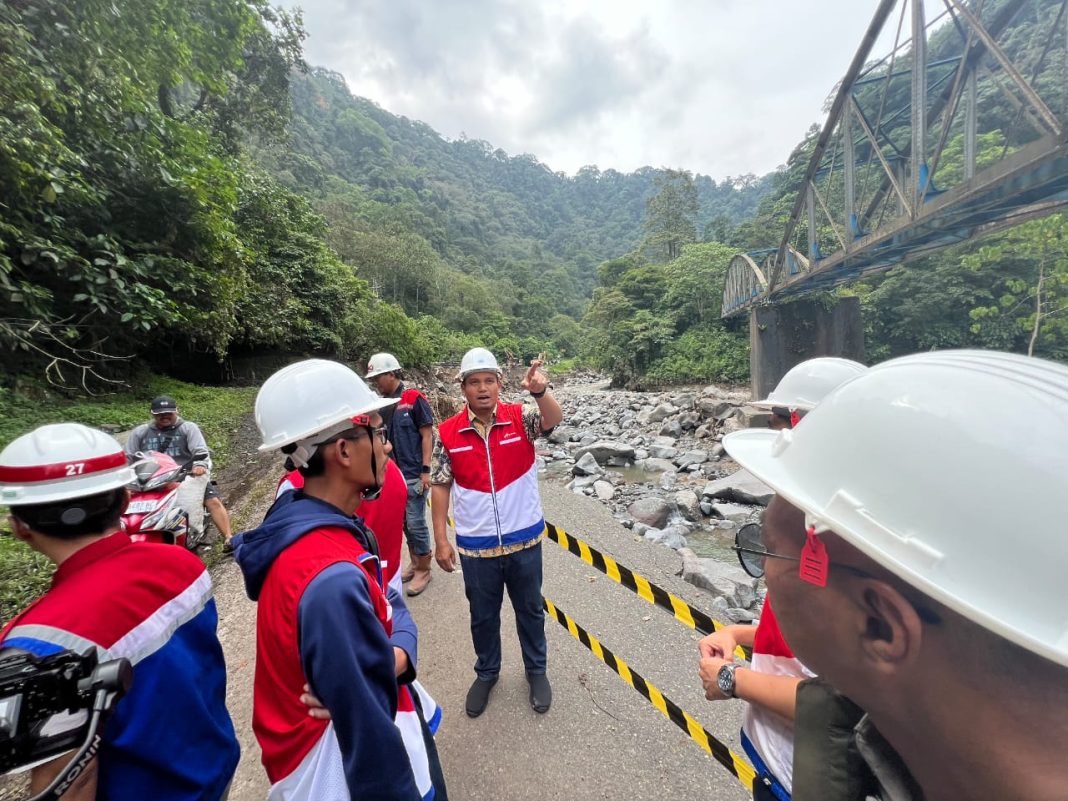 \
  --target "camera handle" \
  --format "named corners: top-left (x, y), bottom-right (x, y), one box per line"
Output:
top-left (27, 659), bottom-right (133, 801)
